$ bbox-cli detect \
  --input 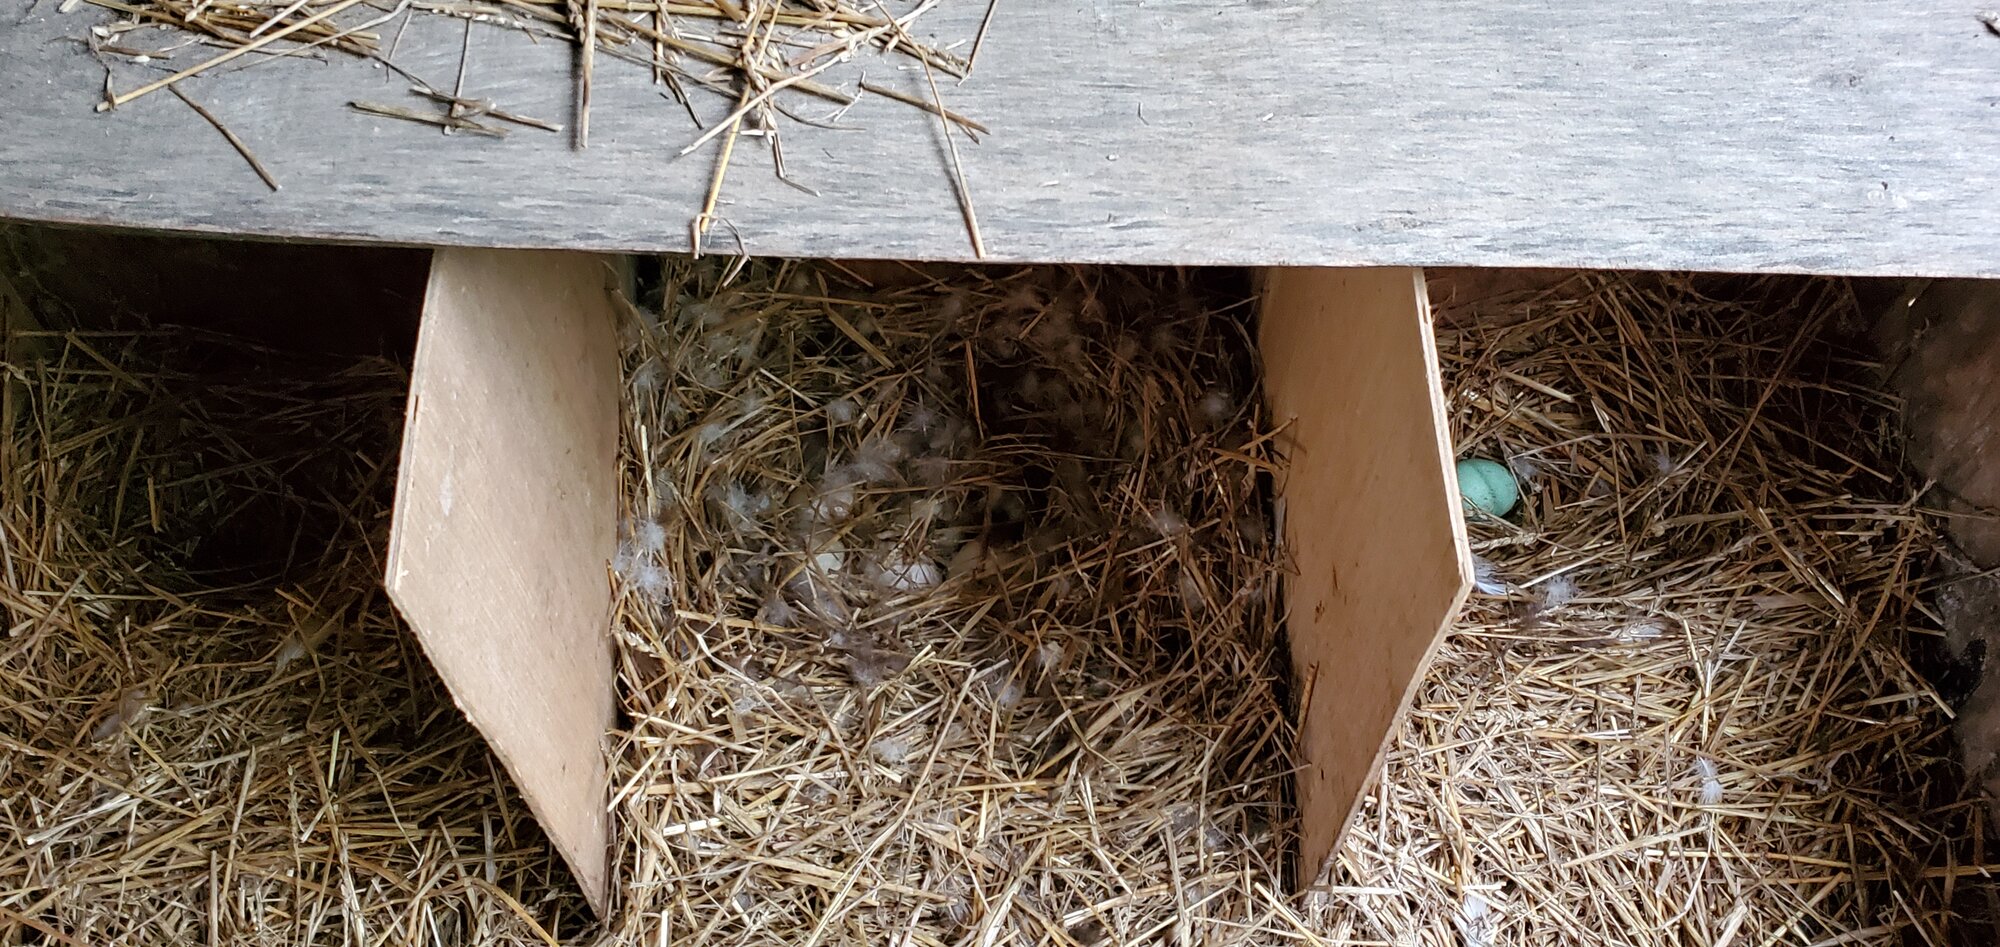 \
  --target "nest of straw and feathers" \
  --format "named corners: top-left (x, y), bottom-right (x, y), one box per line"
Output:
top-left (603, 266), bottom-right (1993, 946)
top-left (603, 260), bottom-right (1305, 946)
top-left (1309, 274), bottom-right (1991, 947)
top-left (4, 264), bottom-right (1987, 947)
